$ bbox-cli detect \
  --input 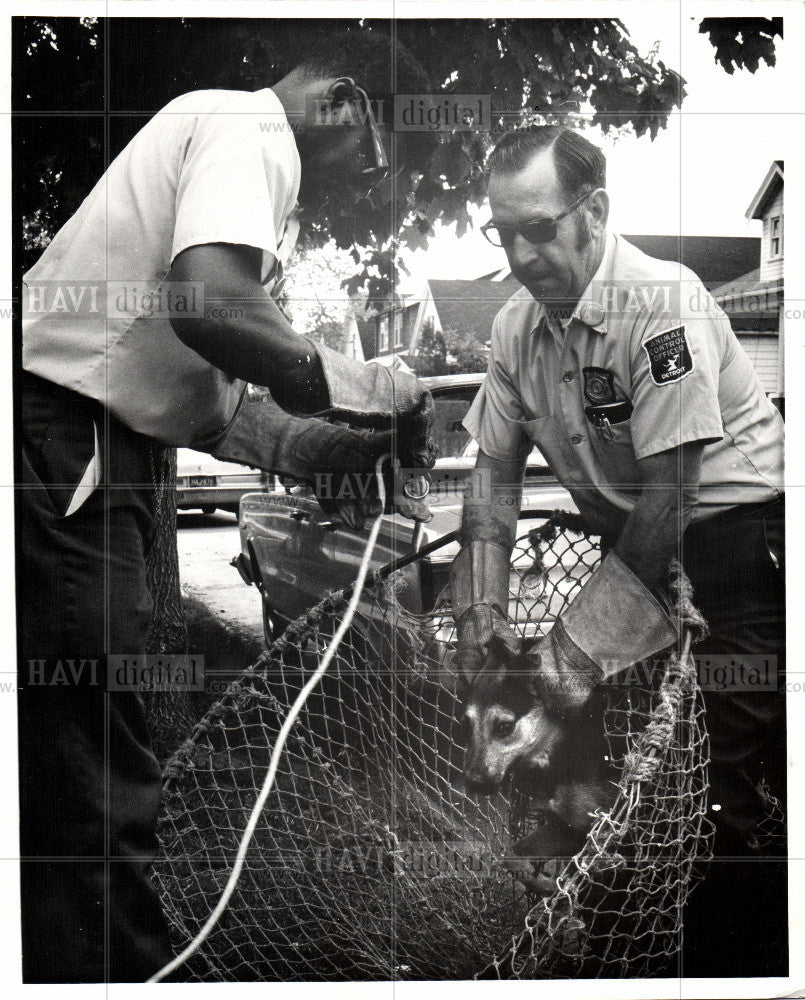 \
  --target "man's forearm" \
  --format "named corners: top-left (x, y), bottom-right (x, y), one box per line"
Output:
top-left (460, 451), bottom-right (525, 554)
top-left (613, 443), bottom-right (704, 592)
top-left (169, 248), bottom-right (328, 414)
top-left (613, 492), bottom-right (687, 592)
